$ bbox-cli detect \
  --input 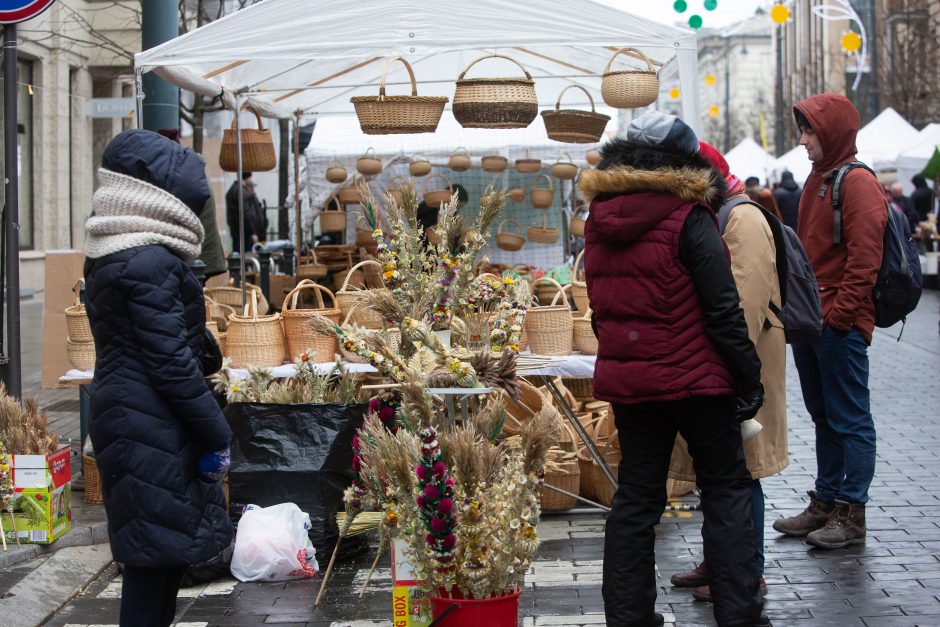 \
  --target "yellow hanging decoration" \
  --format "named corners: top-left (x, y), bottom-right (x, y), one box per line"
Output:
top-left (841, 31), bottom-right (862, 53)
top-left (704, 74), bottom-right (717, 87)
top-left (669, 88), bottom-right (681, 100)
top-left (770, 4), bottom-right (790, 24)
top-left (709, 105), bottom-right (721, 118)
